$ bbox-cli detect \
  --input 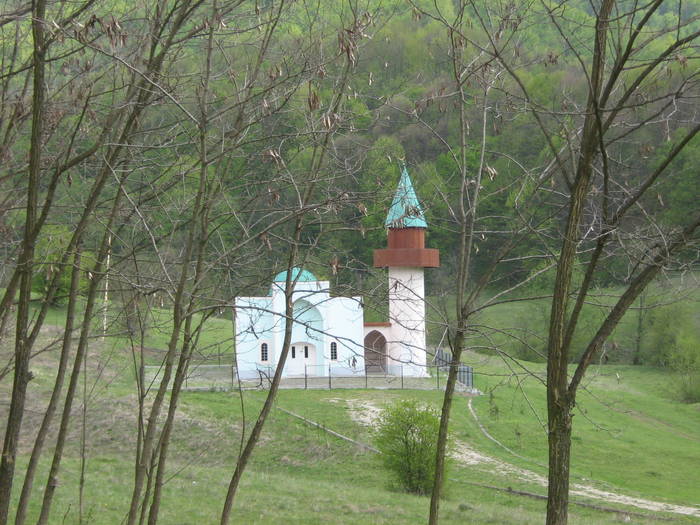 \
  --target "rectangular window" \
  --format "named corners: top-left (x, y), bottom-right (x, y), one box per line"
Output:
top-left (291, 346), bottom-right (296, 359)
top-left (261, 343), bottom-right (268, 362)
top-left (304, 346), bottom-right (309, 358)
top-left (330, 342), bottom-right (338, 361)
